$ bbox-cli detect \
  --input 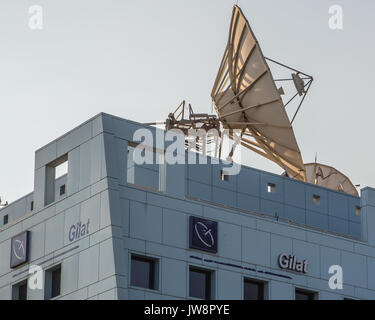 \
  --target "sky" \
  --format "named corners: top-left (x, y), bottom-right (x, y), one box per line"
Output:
top-left (0, 0), bottom-right (374, 203)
